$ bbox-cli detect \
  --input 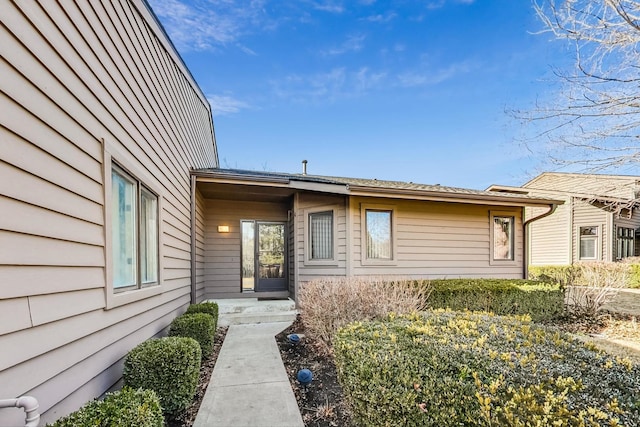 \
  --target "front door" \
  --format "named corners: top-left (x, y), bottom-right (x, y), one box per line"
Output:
top-left (241, 221), bottom-right (287, 292)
